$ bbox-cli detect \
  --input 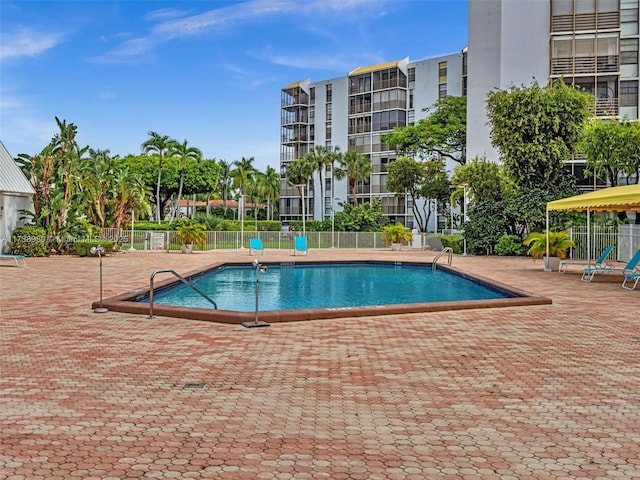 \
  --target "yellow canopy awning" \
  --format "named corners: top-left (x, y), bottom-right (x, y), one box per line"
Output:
top-left (547, 184), bottom-right (640, 212)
